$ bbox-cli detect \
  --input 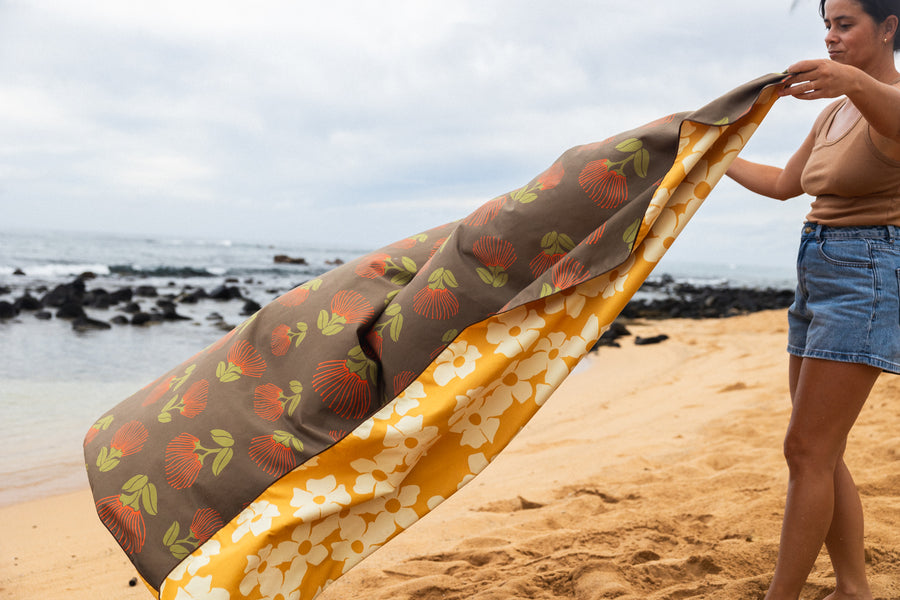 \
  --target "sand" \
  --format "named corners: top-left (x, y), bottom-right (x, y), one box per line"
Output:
top-left (3, 309), bottom-right (899, 599)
